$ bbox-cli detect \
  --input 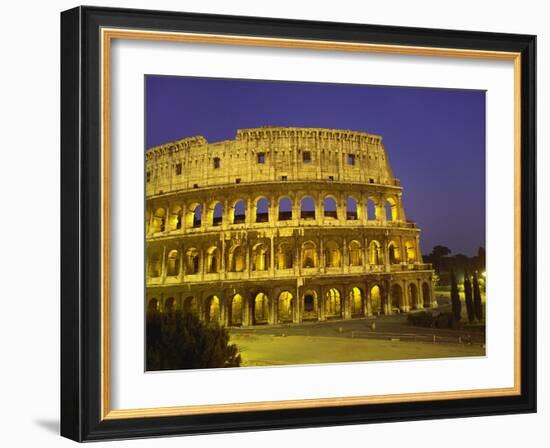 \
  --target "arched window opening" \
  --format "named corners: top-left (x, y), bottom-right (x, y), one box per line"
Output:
top-left (164, 297), bottom-right (176, 313)
top-left (302, 290), bottom-right (318, 319)
top-left (152, 208), bottom-right (166, 233)
top-left (278, 291), bottom-right (294, 323)
top-left (175, 208), bottom-right (183, 230)
top-left (385, 197), bottom-right (398, 221)
top-left (300, 196), bottom-right (316, 220)
top-left (405, 241), bottom-right (416, 263)
top-left (166, 250), bottom-right (180, 276)
top-left (183, 296), bottom-right (197, 315)
top-left (206, 295), bottom-right (221, 323)
top-left (346, 196), bottom-right (358, 220)
top-left (391, 284), bottom-right (404, 311)
top-left (192, 205), bottom-right (202, 227)
top-left (229, 246), bottom-right (245, 272)
top-left (325, 240), bottom-right (341, 268)
top-left (149, 252), bottom-right (161, 278)
top-left (212, 202), bottom-right (223, 226)
top-left (230, 294), bottom-right (243, 326)
top-left (323, 197), bottom-right (337, 219)
top-left (206, 247), bottom-right (219, 273)
top-left (350, 287), bottom-right (363, 316)
top-left (233, 200), bottom-right (246, 224)
top-left (349, 240), bottom-right (363, 266)
top-left (256, 197), bottom-right (269, 223)
top-left (366, 198), bottom-right (377, 221)
top-left (185, 248), bottom-right (200, 275)
top-left (252, 243), bottom-right (269, 271)
top-left (302, 242), bottom-right (317, 268)
top-left (388, 242), bottom-right (400, 264)
top-left (253, 293), bottom-right (269, 324)
top-left (278, 197), bottom-right (292, 221)
top-left (325, 288), bottom-right (341, 318)
top-left (370, 285), bottom-right (382, 315)
top-left (369, 240), bottom-right (382, 265)
top-left (277, 243), bottom-right (293, 270)
top-left (147, 298), bottom-right (159, 313)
